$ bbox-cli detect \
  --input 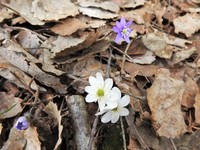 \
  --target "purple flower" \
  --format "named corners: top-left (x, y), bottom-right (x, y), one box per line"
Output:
top-left (113, 17), bottom-right (132, 44)
top-left (14, 116), bottom-right (29, 130)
